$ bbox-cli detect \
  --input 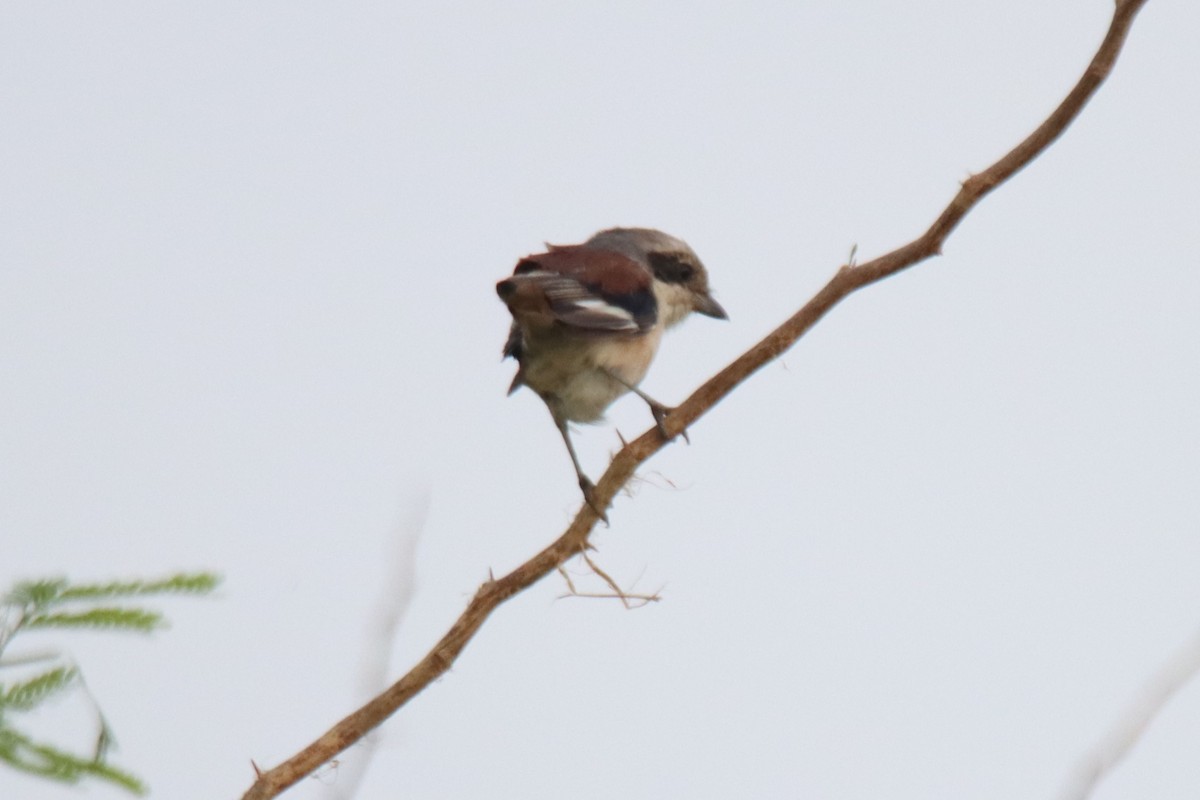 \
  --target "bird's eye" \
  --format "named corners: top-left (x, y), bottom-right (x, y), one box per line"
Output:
top-left (649, 252), bottom-right (697, 284)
